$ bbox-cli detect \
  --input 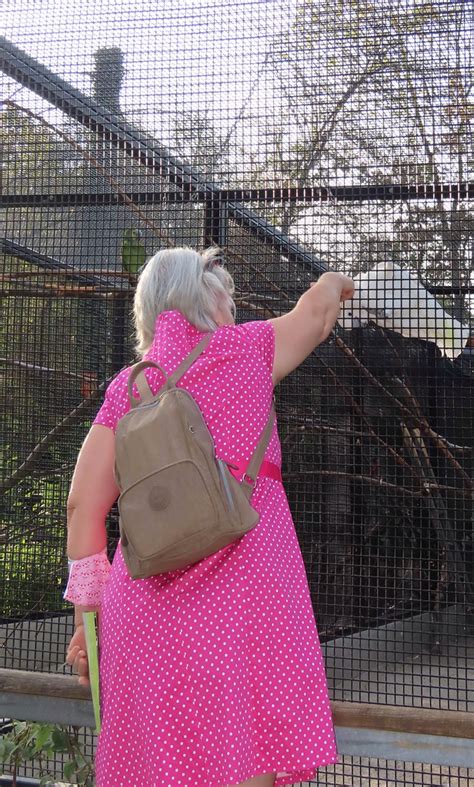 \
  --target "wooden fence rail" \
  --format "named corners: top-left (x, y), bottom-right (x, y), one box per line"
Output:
top-left (2, 668), bottom-right (474, 769)
top-left (1, 667), bottom-right (473, 741)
